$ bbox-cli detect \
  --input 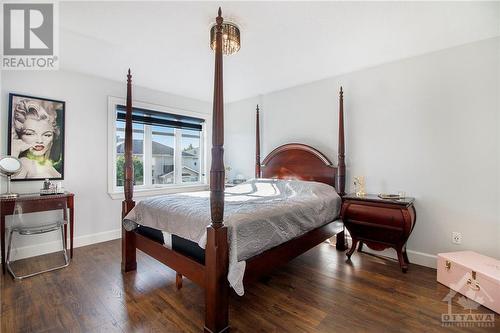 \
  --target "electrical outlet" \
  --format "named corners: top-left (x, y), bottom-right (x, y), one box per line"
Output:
top-left (452, 232), bottom-right (462, 245)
